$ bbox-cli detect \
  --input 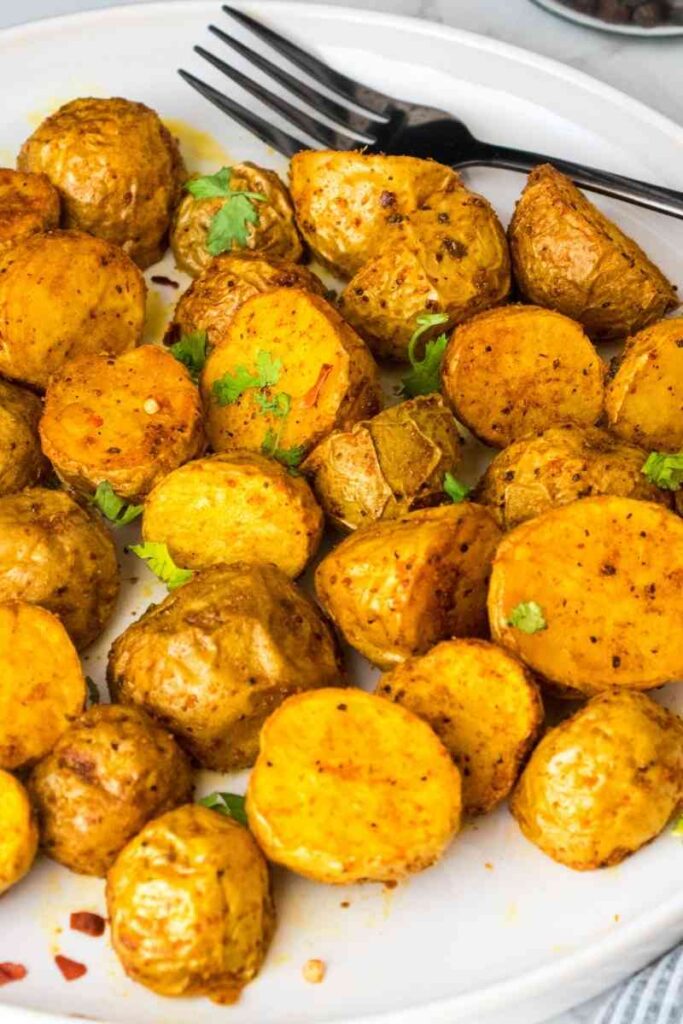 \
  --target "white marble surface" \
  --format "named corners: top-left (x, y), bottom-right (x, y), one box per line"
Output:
top-left (0, 1), bottom-right (680, 1022)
